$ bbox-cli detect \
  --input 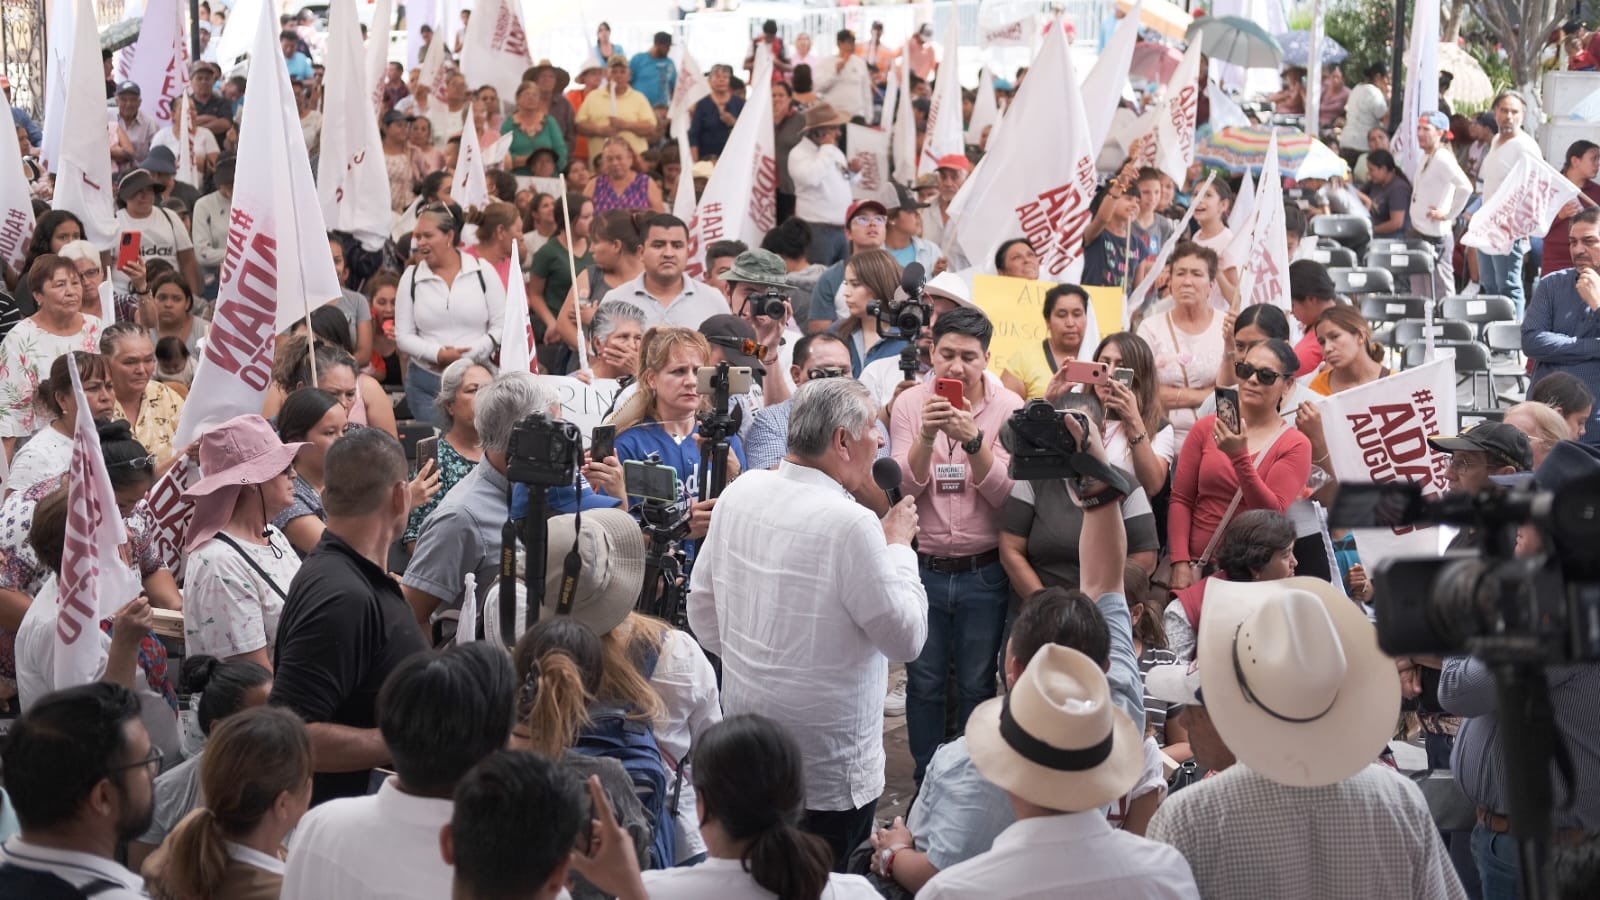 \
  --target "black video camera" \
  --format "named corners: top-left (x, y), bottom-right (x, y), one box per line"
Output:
top-left (1328, 479), bottom-right (1600, 663)
top-left (867, 260), bottom-right (934, 340)
top-left (1006, 400), bottom-right (1091, 481)
top-left (506, 412), bottom-right (582, 487)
